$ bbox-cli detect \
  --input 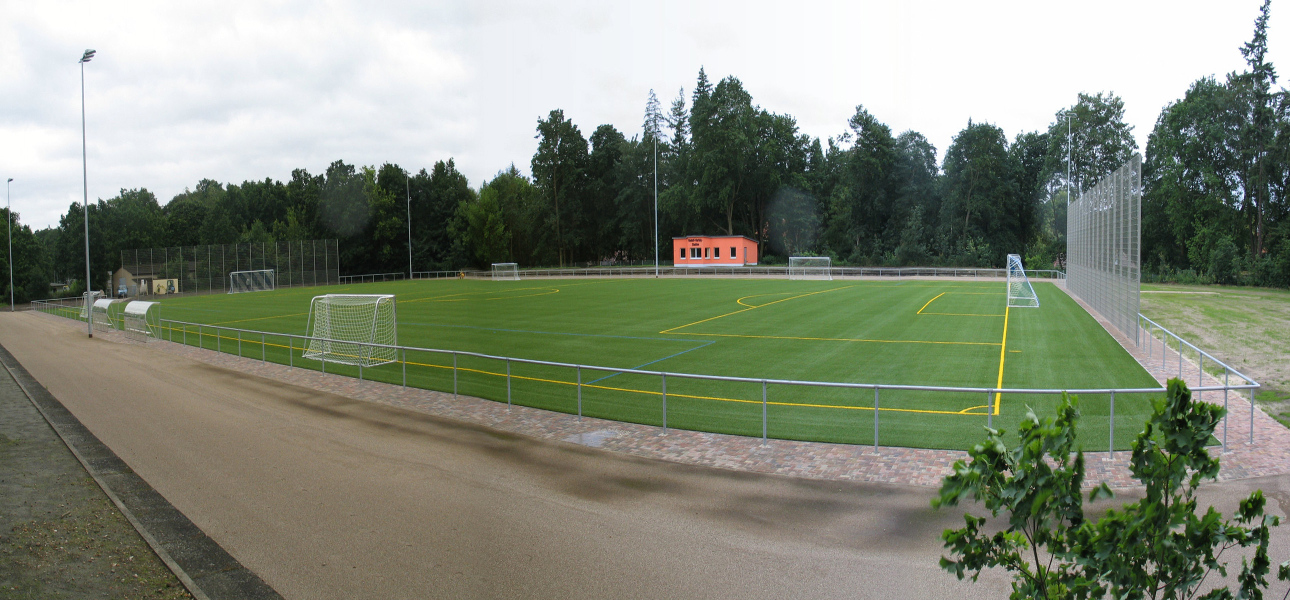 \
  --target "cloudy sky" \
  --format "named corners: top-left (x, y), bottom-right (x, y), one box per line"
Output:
top-left (0, 0), bottom-right (1282, 230)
